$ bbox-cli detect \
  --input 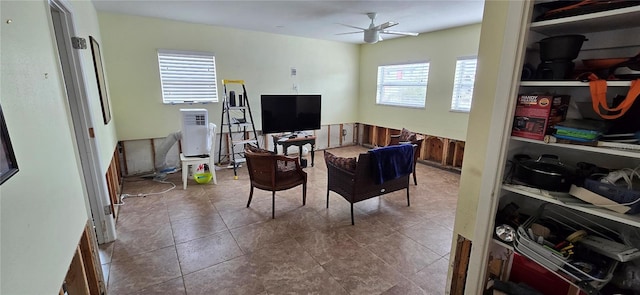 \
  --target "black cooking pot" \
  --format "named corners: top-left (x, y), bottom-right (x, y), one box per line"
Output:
top-left (536, 60), bottom-right (575, 80)
top-left (539, 35), bottom-right (587, 61)
top-left (513, 154), bottom-right (575, 192)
